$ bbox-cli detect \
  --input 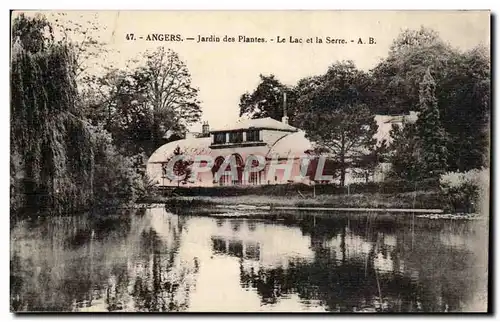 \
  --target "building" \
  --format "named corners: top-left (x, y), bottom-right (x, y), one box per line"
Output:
top-left (147, 115), bottom-right (313, 187)
top-left (147, 112), bottom-right (417, 187)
